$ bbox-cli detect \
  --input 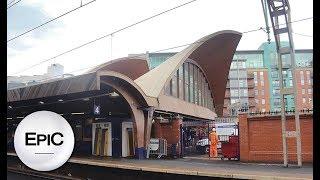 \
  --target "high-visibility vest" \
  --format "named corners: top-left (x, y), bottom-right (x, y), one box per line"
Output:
top-left (210, 131), bottom-right (218, 145)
